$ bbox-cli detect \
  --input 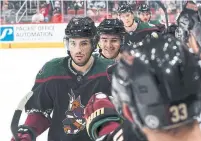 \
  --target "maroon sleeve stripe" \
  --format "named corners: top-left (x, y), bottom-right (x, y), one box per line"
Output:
top-left (36, 72), bottom-right (109, 83)
top-left (36, 76), bottom-right (72, 83)
top-left (87, 72), bottom-right (108, 79)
